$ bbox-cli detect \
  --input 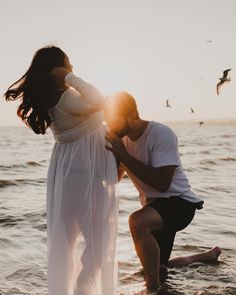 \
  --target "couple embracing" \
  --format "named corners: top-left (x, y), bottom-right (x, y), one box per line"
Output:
top-left (5, 46), bottom-right (221, 295)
